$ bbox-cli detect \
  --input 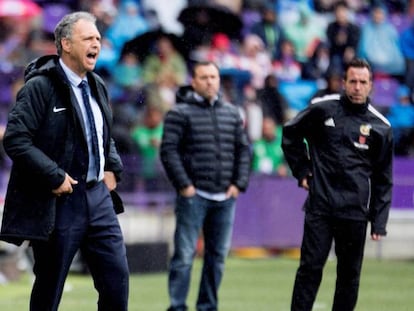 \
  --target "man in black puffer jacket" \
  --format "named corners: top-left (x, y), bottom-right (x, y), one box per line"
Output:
top-left (161, 61), bottom-right (251, 311)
